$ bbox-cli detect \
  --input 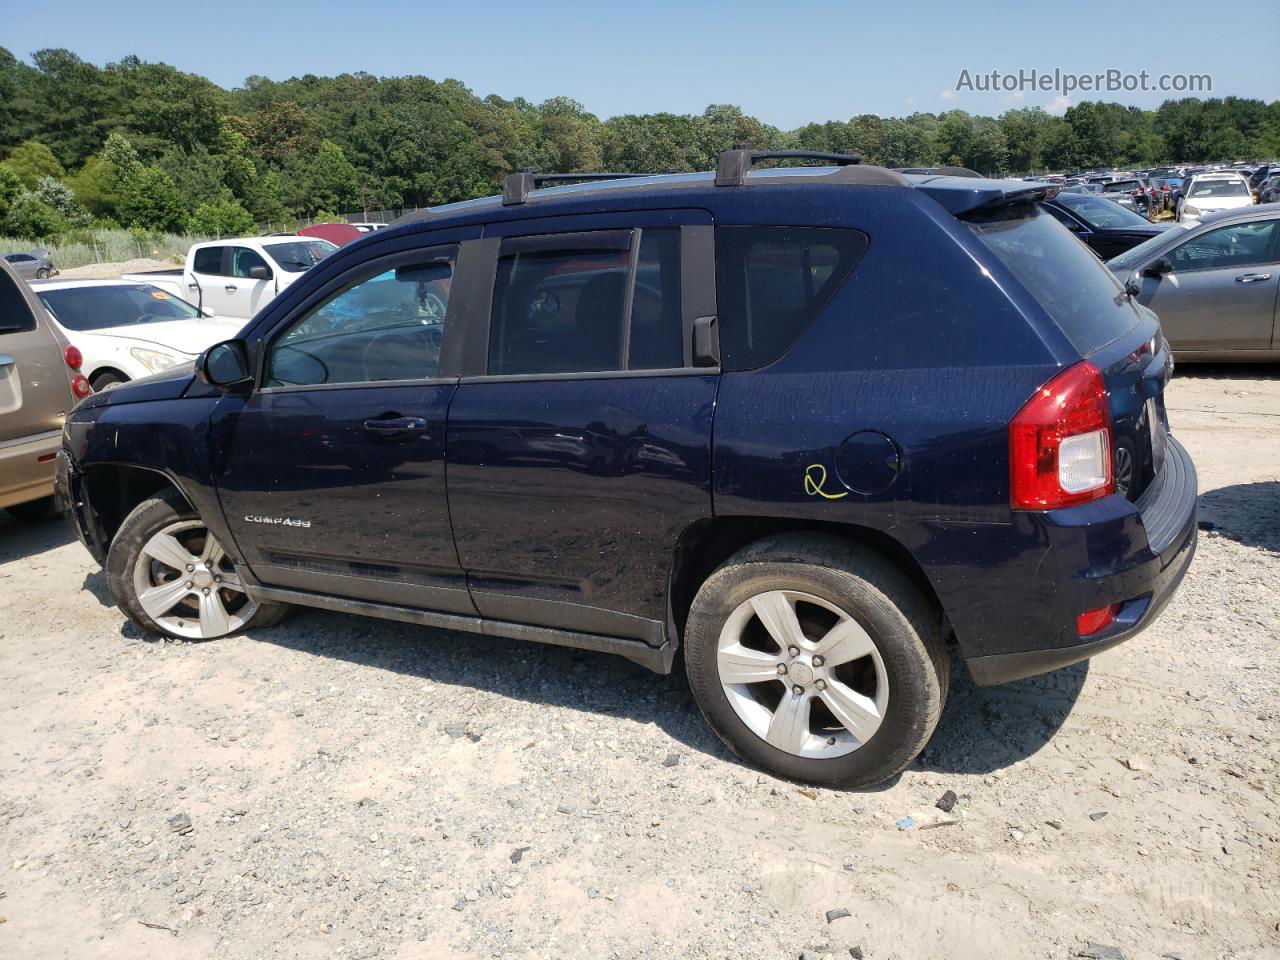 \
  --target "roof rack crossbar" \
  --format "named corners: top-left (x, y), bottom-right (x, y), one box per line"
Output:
top-left (502, 170), bottom-right (657, 205)
top-left (715, 148), bottom-right (863, 187)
